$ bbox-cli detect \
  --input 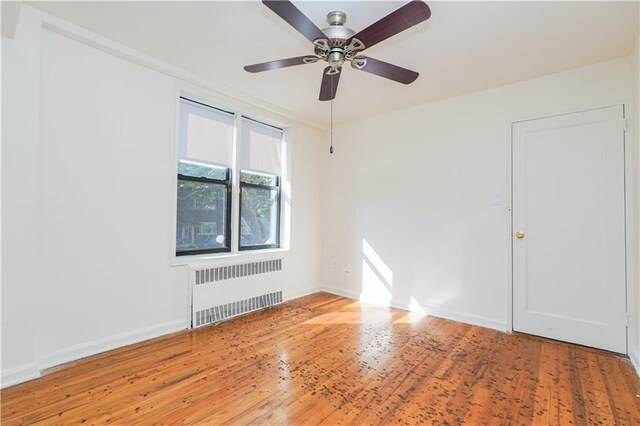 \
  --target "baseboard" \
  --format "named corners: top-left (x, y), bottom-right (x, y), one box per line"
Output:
top-left (37, 318), bottom-right (188, 372)
top-left (321, 286), bottom-right (508, 332)
top-left (3, 289), bottom-right (508, 389)
top-left (629, 348), bottom-right (640, 379)
top-left (321, 286), bottom-right (361, 301)
top-left (1, 362), bottom-right (41, 390)
top-left (400, 301), bottom-right (508, 332)
top-left (284, 286), bottom-right (322, 301)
